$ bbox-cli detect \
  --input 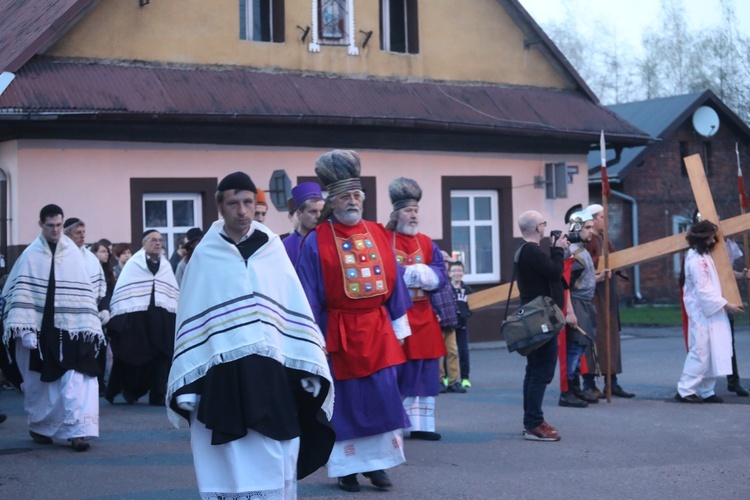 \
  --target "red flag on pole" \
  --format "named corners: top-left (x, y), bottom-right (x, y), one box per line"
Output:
top-left (737, 143), bottom-right (750, 208)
